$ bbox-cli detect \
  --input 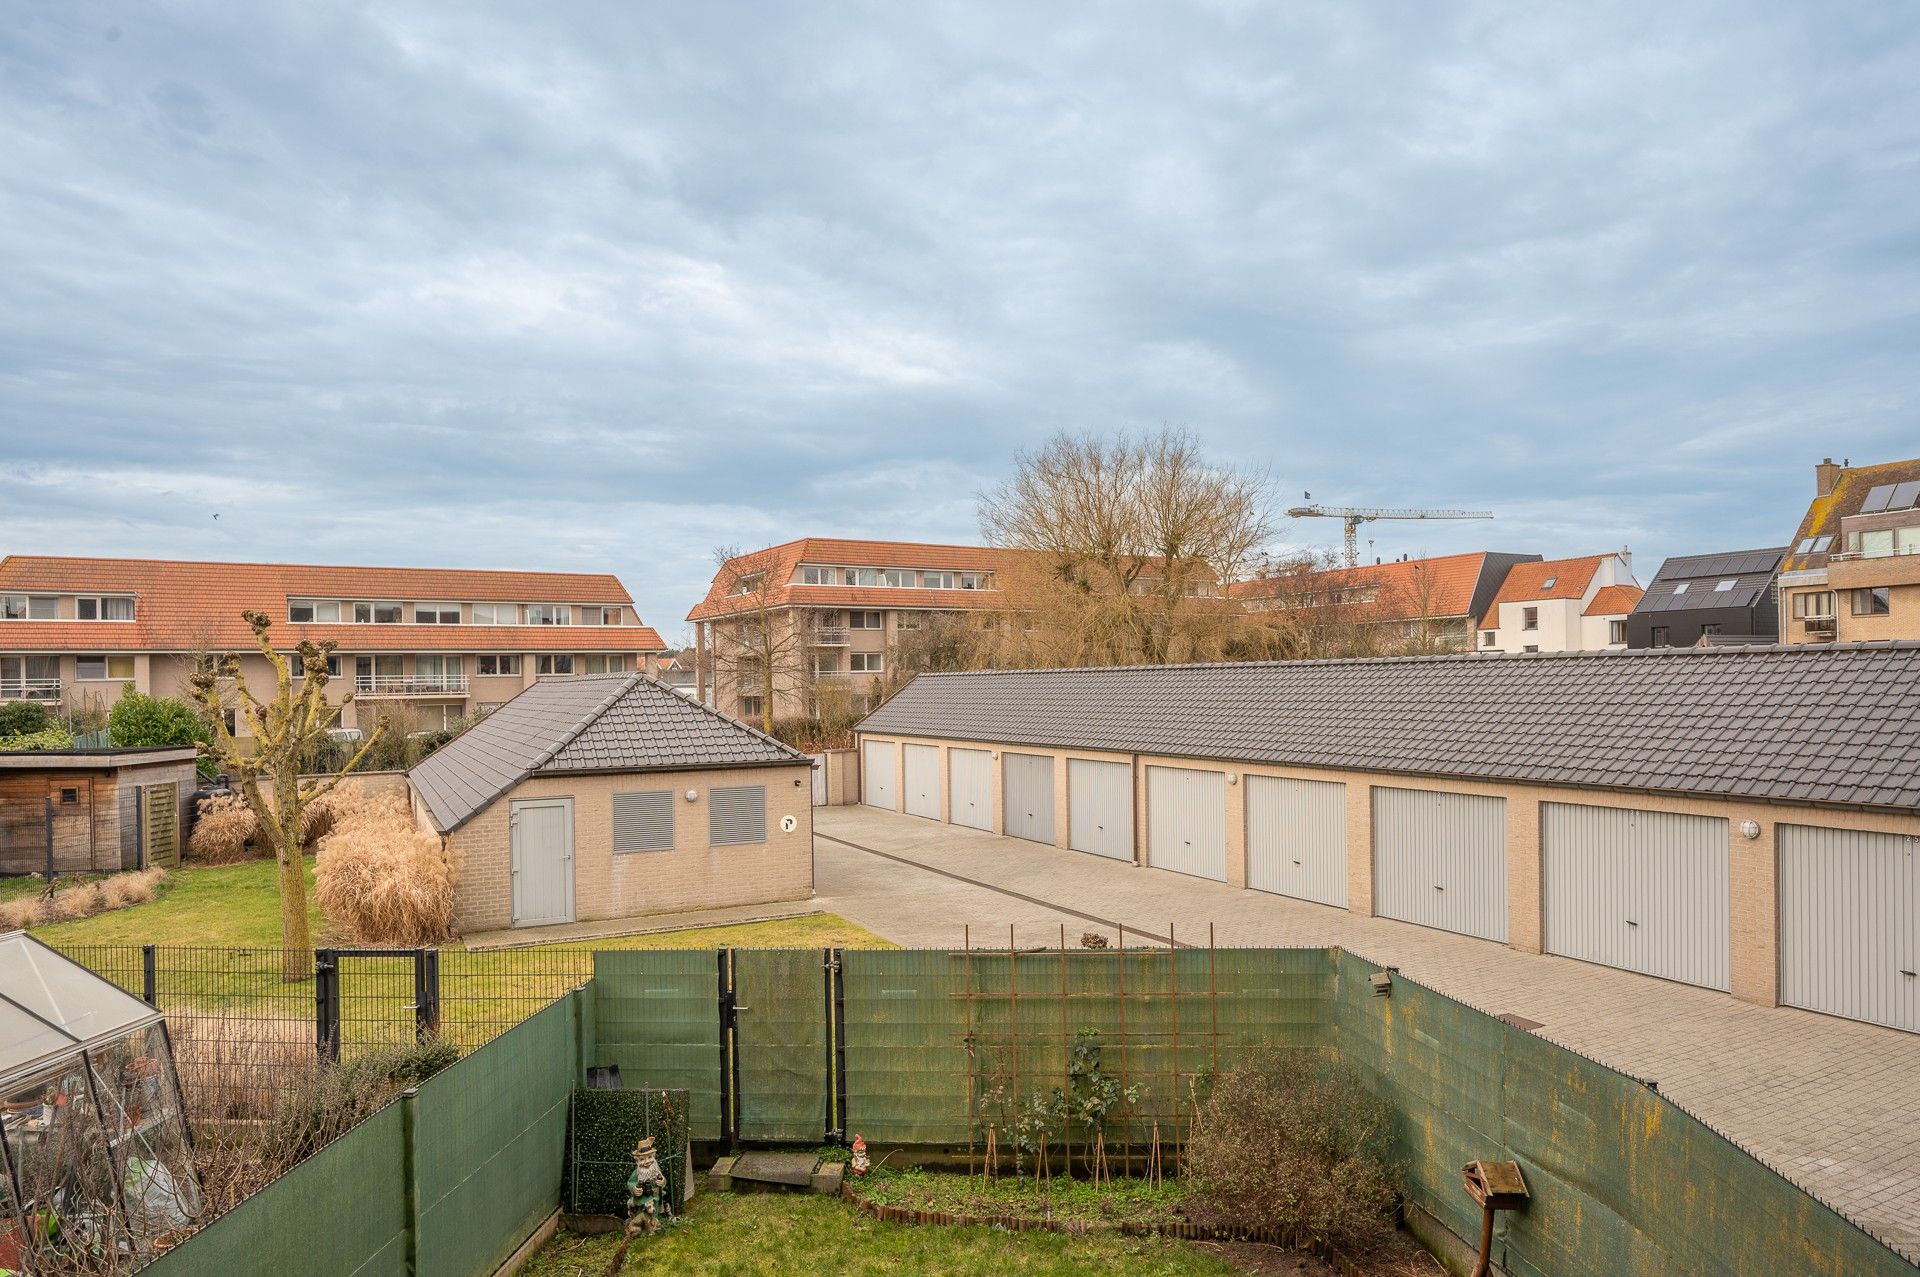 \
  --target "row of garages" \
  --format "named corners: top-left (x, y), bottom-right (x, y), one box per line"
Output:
top-left (859, 737), bottom-right (1920, 1034)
